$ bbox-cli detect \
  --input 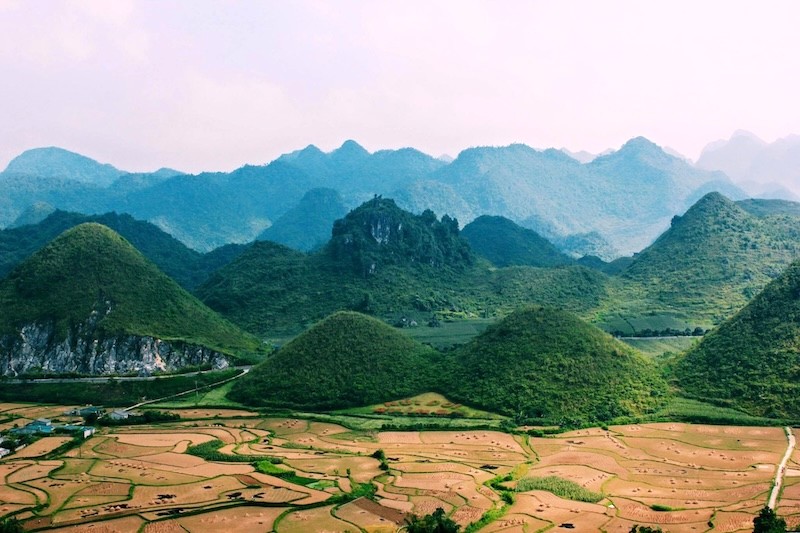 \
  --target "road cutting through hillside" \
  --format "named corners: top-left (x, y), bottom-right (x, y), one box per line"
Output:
top-left (768, 426), bottom-right (795, 509)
